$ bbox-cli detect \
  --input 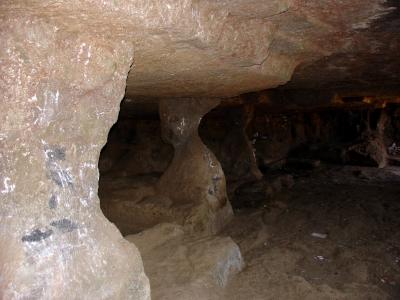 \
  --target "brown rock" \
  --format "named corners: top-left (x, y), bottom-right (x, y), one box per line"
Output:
top-left (158, 98), bottom-right (234, 234)
top-left (347, 134), bottom-right (388, 168)
top-left (0, 10), bottom-right (149, 299)
top-left (126, 223), bottom-right (244, 300)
